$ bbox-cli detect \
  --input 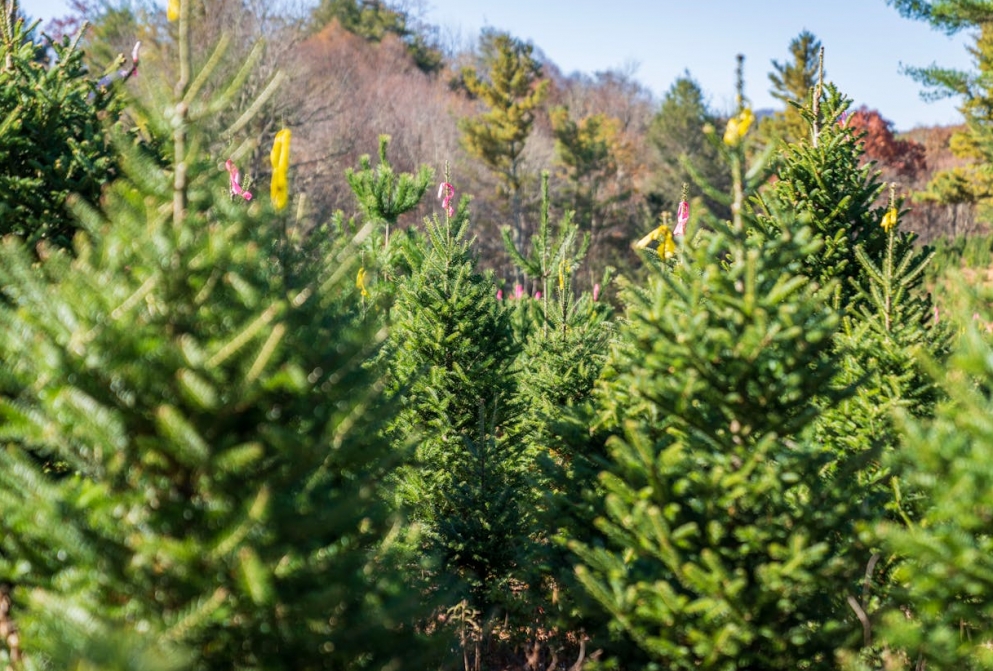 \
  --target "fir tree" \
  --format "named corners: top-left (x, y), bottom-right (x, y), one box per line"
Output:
top-left (0, 1), bottom-right (123, 249)
top-left (383, 183), bottom-right (530, 618)
top-left (756, 71), bottom-right (950, 663)
top-left (345, 133), bottom-right (432, 249)
top-left (570, 83), bottom-right (872, 669)
top-left (755, 80), bottom-right (889, 311)
top-left (870, 294), bottom-right (993, 671)
top-left (501, 173), bottom-right (628, 666)
top-left (0, 2), bottom-right (427, 667)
